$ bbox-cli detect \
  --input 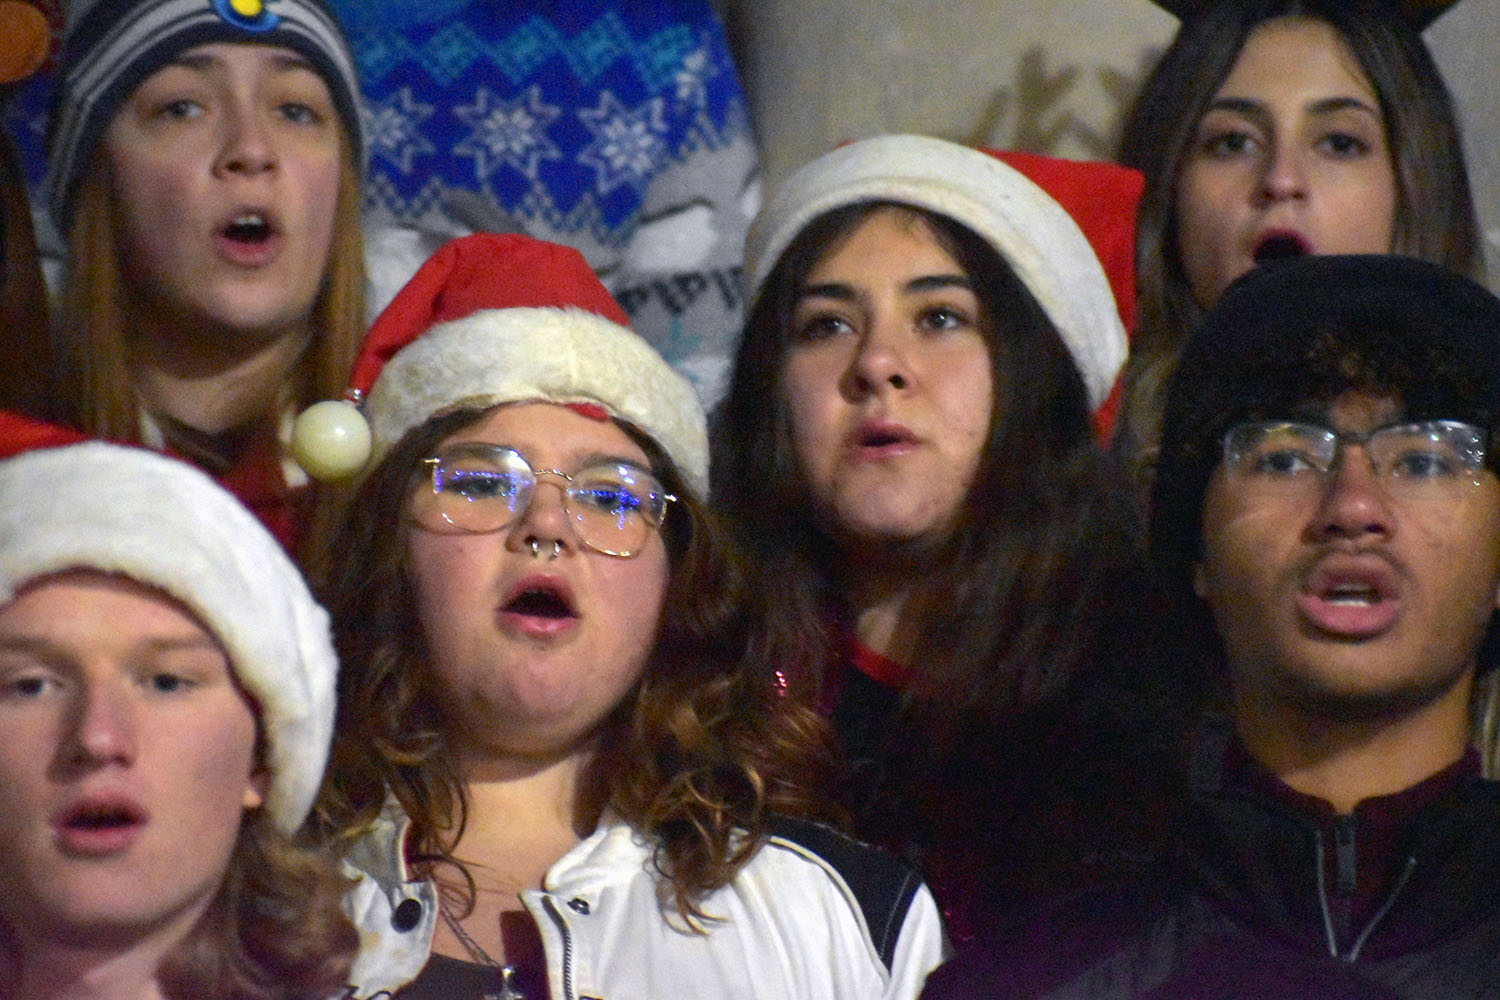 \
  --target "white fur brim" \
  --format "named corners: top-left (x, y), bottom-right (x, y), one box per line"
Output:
top-left (0, 444), bottom-right (336, 834)
top-left (366, 306), bottom-right (710, 497)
